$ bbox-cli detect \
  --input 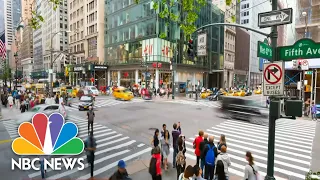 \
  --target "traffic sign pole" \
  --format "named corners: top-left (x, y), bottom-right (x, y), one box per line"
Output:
top-left (265, 0), bottom-right (279, 180)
